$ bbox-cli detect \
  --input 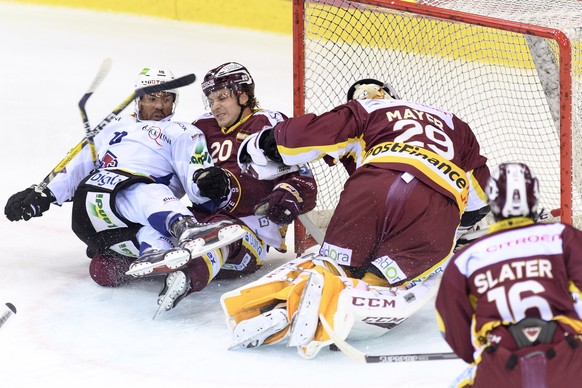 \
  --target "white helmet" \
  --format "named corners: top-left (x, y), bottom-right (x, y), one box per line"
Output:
top-left (135, 67), bottom-right (177, 93)
top-left (134, 67), bottom-right (178, 120)
top-left (486, 163), bottom-right (540, 220)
